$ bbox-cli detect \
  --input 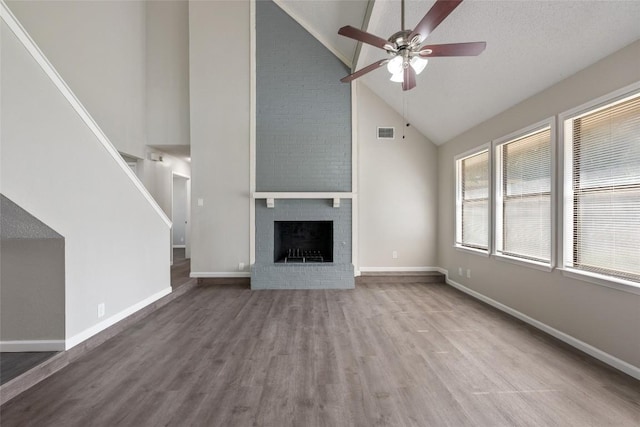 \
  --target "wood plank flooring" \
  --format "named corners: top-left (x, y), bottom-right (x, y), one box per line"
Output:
top-left (1, 282), bottom-right (639, 426)
top-left (171, 247), bottom-right (191, 289)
